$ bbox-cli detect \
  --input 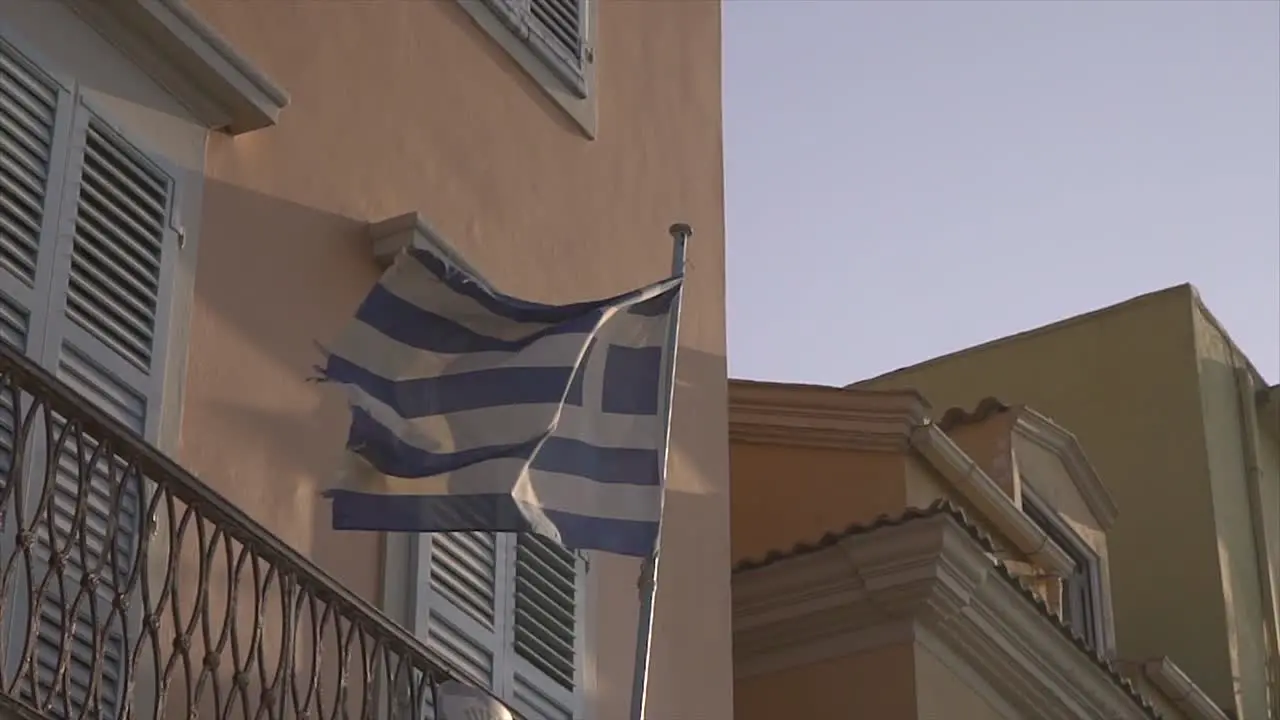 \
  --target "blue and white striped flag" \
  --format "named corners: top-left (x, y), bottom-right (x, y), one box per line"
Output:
top-left (320, 242), bottom-right (683, 558)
